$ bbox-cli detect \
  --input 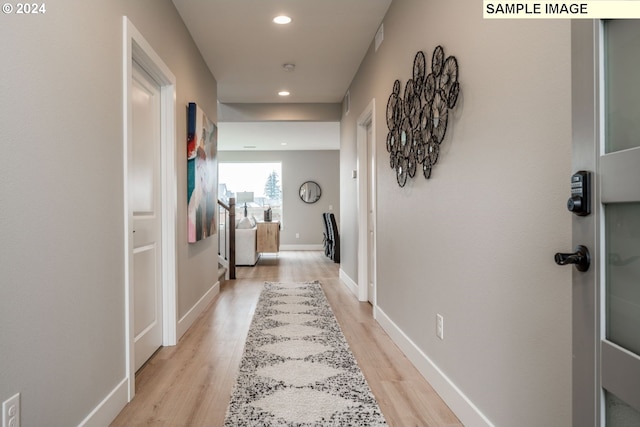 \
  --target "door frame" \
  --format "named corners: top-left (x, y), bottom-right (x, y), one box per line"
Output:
top-left (123, 17), bottom-right (178, 399)
top-left (356, 99), bottom-right (377, 306)
top-left (571, 19), bottom-right (602, 427)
